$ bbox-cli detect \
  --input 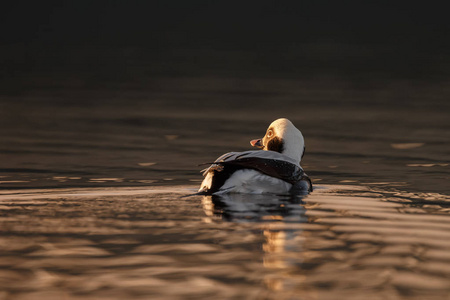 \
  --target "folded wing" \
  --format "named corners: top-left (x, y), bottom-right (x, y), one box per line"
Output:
top-left (201, 151), bottom-right (313, 194)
